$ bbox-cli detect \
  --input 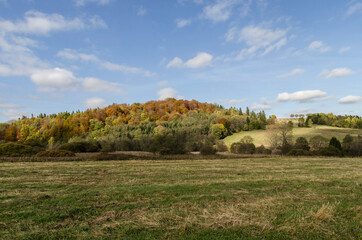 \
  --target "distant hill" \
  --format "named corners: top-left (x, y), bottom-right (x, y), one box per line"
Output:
top-left (0, 99), bottom-right (262, 143)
